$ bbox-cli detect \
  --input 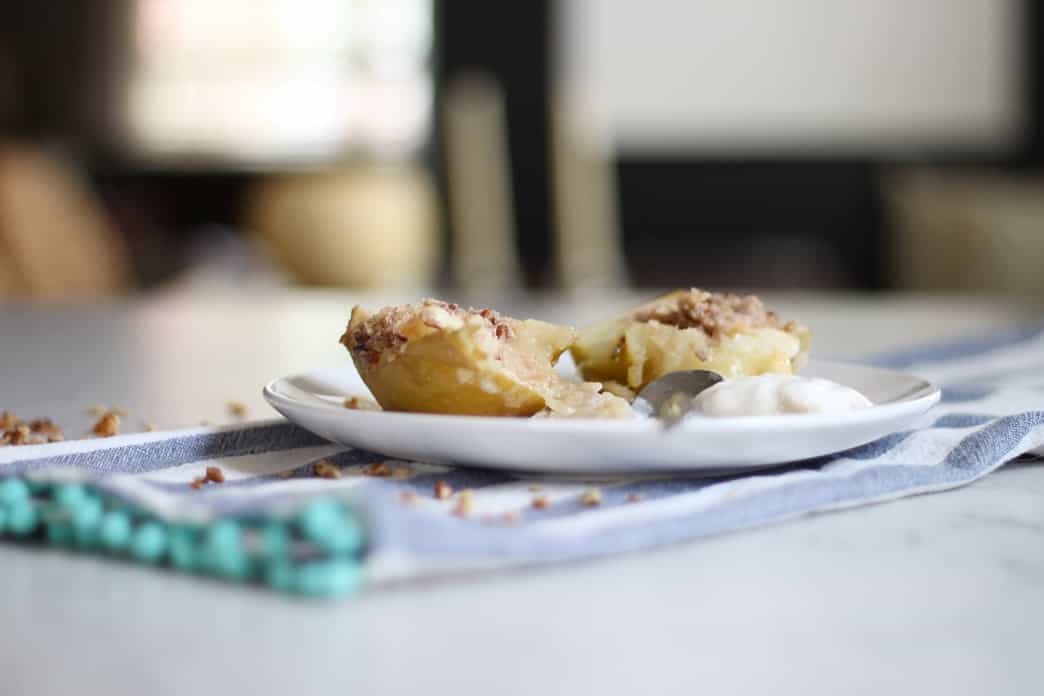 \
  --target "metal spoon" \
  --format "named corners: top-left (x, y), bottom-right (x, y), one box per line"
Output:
top-left (632, 369), bottom-right (724, 427)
